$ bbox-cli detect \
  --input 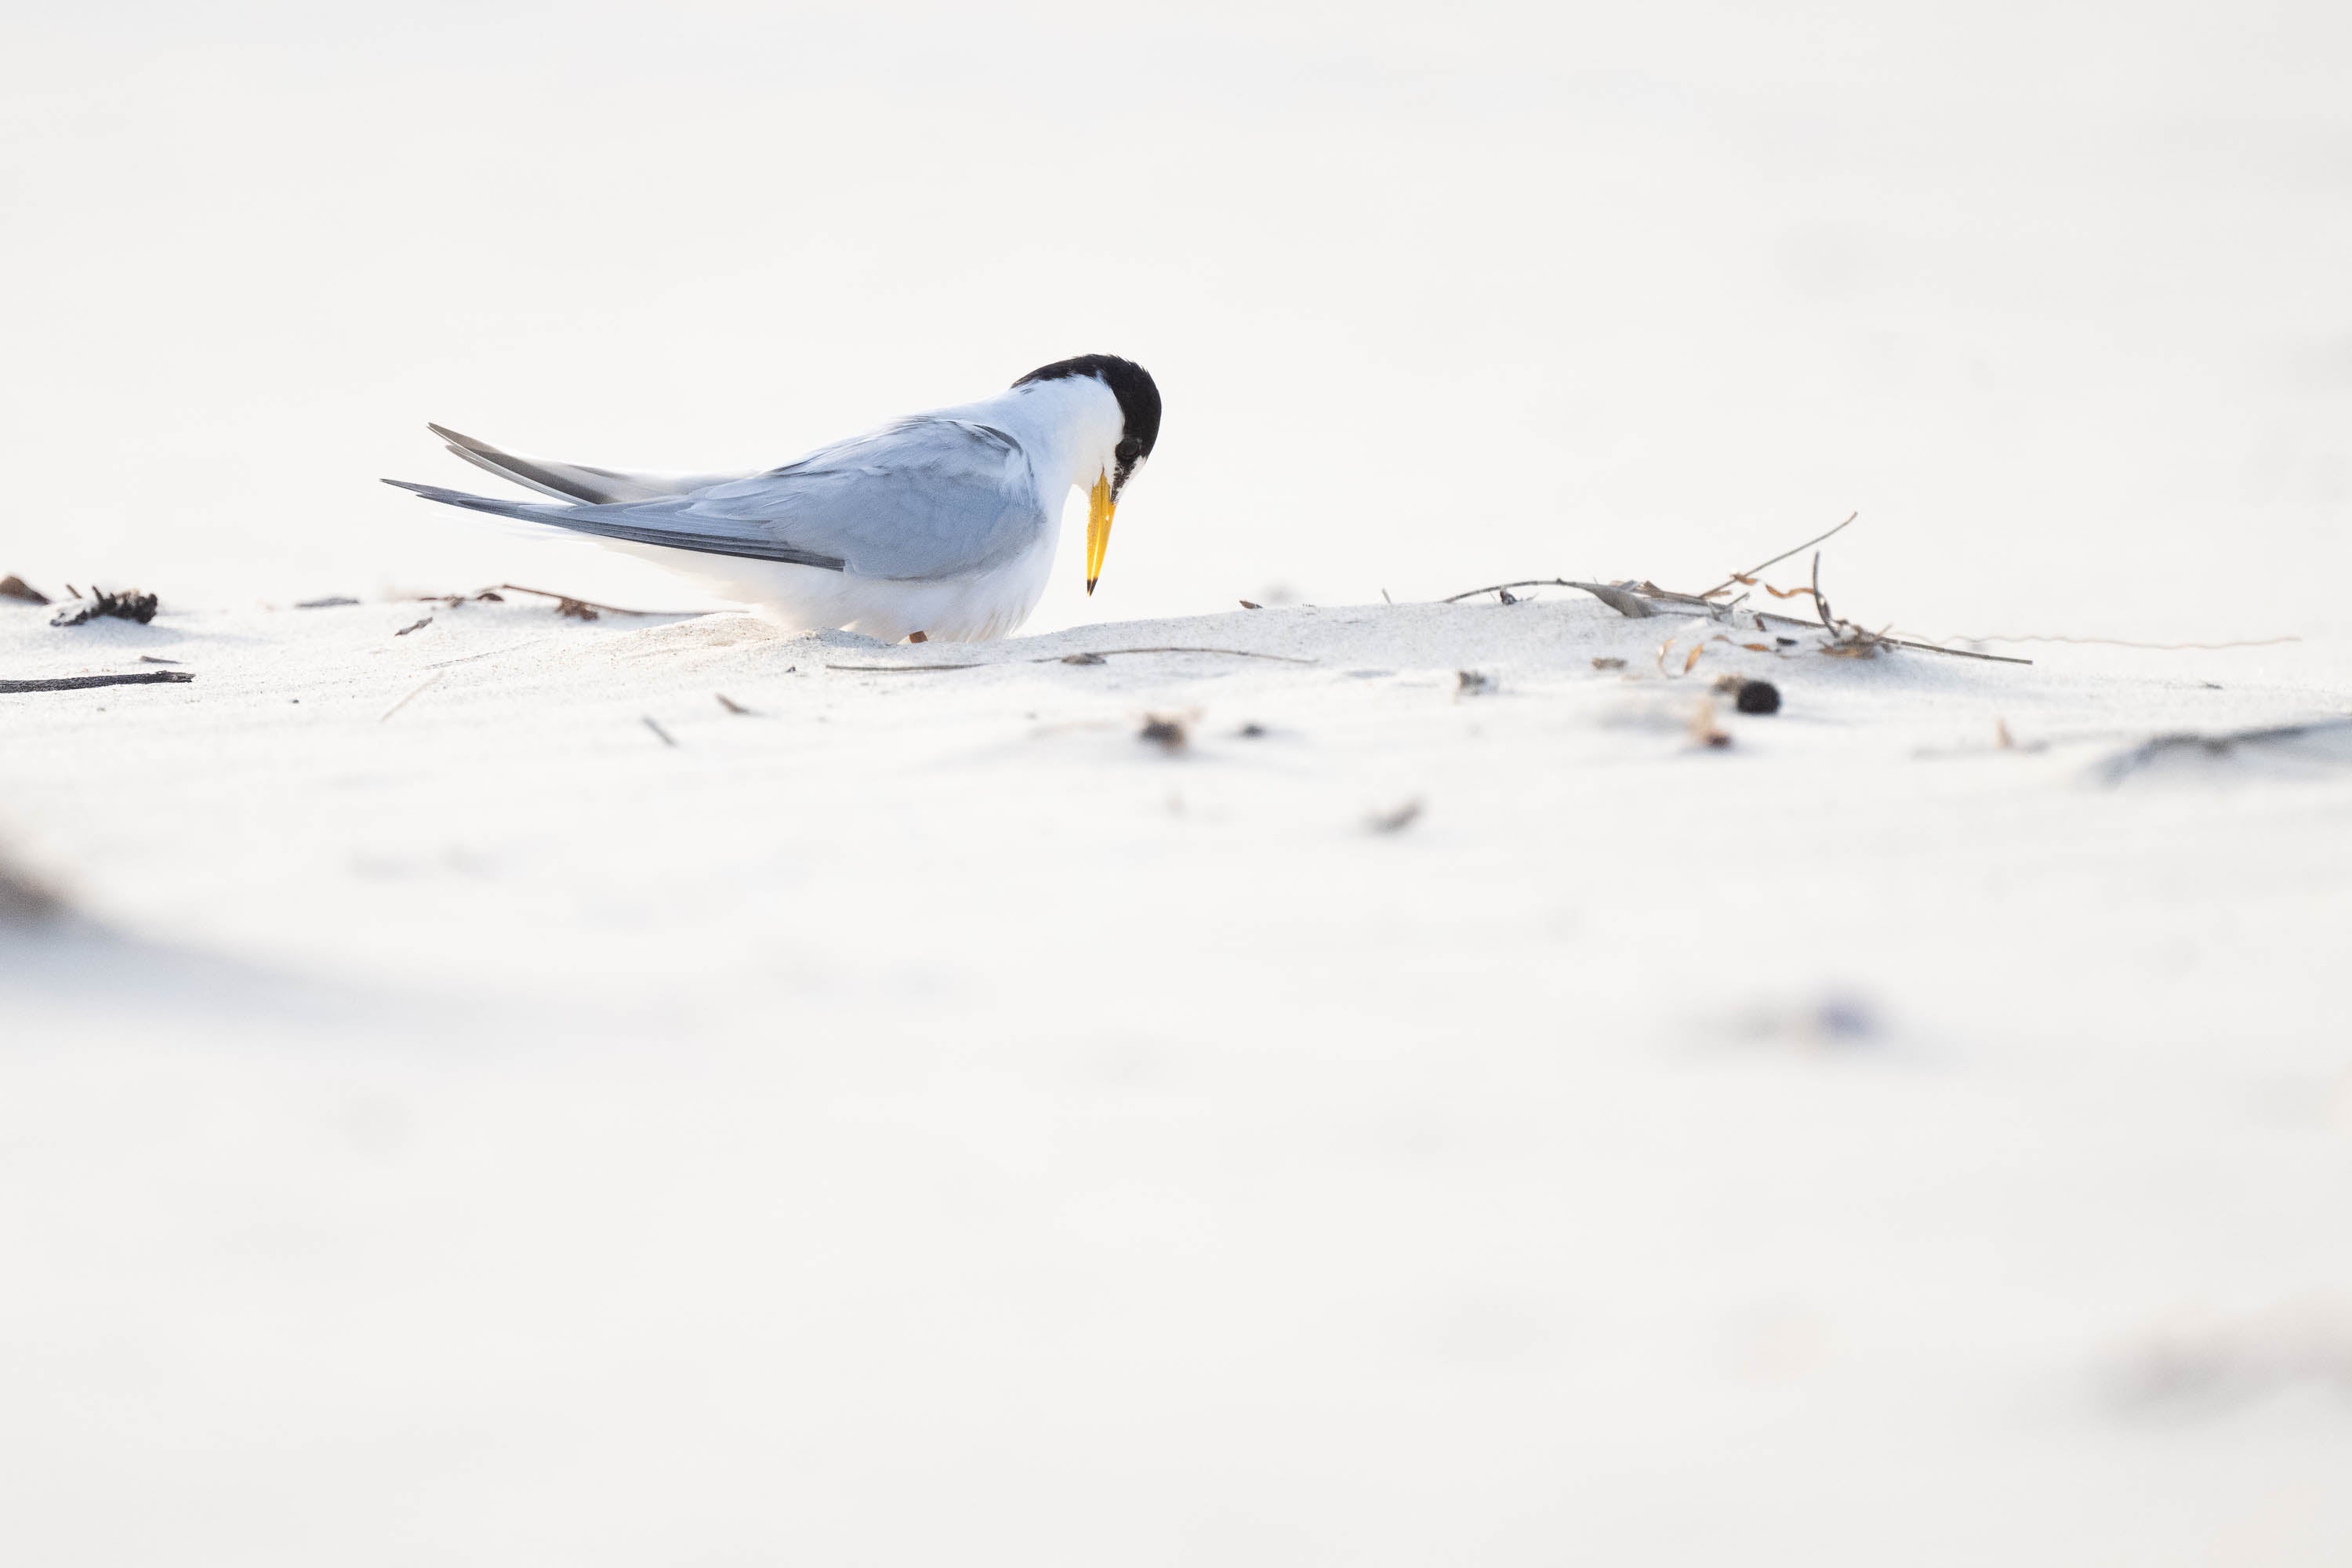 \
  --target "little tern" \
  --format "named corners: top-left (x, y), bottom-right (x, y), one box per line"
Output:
top-left (383, 354), bottom-right (1161, 642)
